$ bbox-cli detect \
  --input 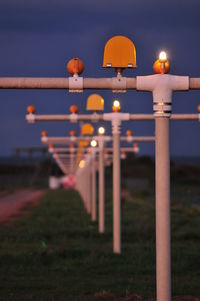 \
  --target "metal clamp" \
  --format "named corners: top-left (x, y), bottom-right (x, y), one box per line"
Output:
top-left (91, 113), bottom-right (100, 122)
top-left (26, 114), bottom-right (35, 123)
top-left (69, 75), bottom-right (83, 92)
top-left (126, 136), bottom-right (134, 143)
top-left (69, 113), bottom-right (78, 123)
top-left (112, 76), bottom-right (126, 93)
top-left (70, 136), bottom-right (76, 142)
top-left (41, 136), bottom-right (48, 143)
